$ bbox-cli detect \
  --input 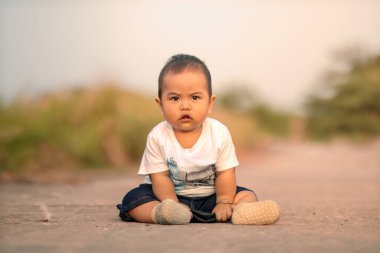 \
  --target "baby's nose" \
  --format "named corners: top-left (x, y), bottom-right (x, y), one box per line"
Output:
top-left (180, 100), bottom-right (191, 110)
